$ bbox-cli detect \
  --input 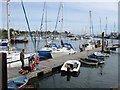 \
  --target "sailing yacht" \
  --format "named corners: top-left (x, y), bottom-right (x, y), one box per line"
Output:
top-left (0, 0), bottom-right (34, 68)
top-left (80, 11), bottom-right (96, 51)
top-left (0, 39), bottom-right (8, 47)
top-left (40, 2), bottom-right (77, 58)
